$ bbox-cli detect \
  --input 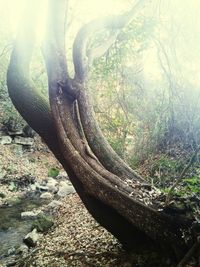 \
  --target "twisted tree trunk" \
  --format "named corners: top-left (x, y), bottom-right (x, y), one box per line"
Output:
top-left (7, 0), bottom-right (197, 264)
